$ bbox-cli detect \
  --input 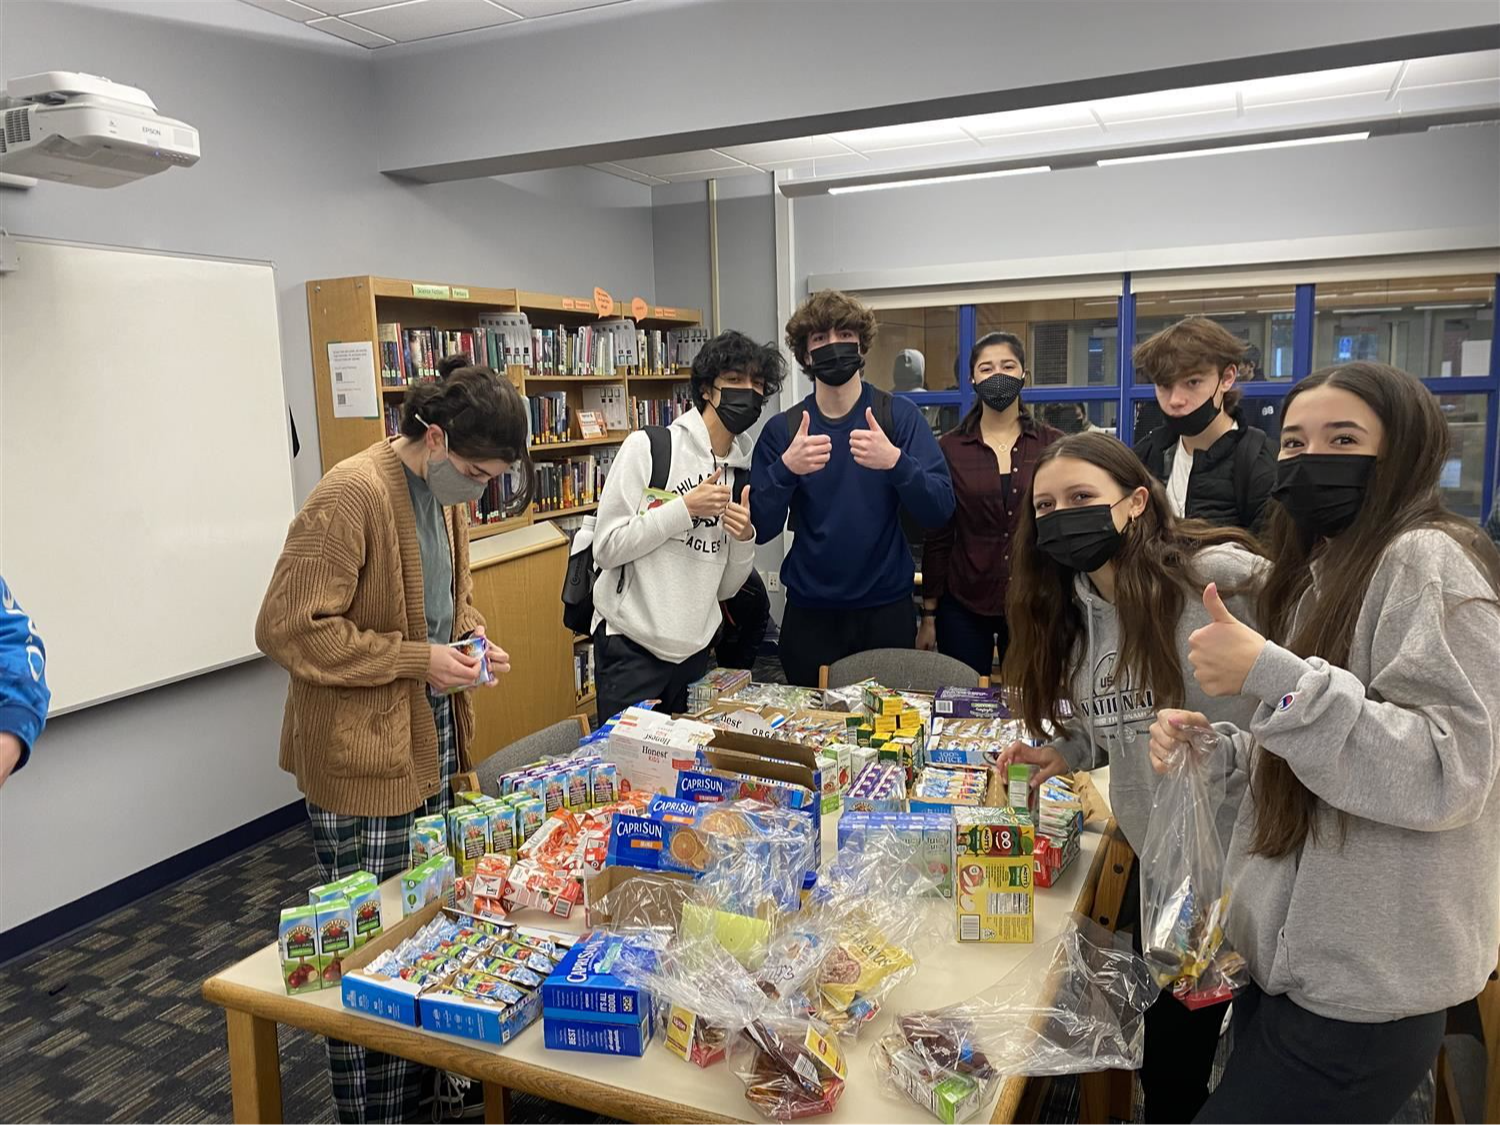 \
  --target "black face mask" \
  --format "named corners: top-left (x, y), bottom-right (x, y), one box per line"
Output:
top-left (975, 374), bottom-right (1024, 413)
top-left (1034, 502), bottom-right (1126, 573)
top-left (805, 342), bottom-right (864, 387)
top-left (712, 386), bottom-right (765, 436)
top-left (1272, 453), bottom-right (1375, 540)
top-left (1162, 381), bottom-right (1222, 439)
